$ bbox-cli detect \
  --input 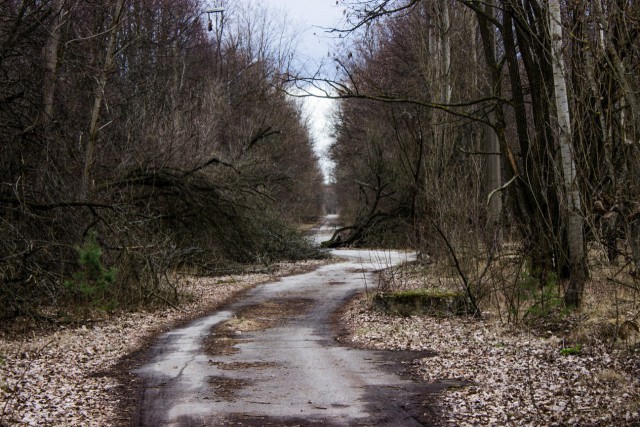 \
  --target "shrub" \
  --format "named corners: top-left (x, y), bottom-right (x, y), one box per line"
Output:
top-left (64, 231), bottom-right (116, 310)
